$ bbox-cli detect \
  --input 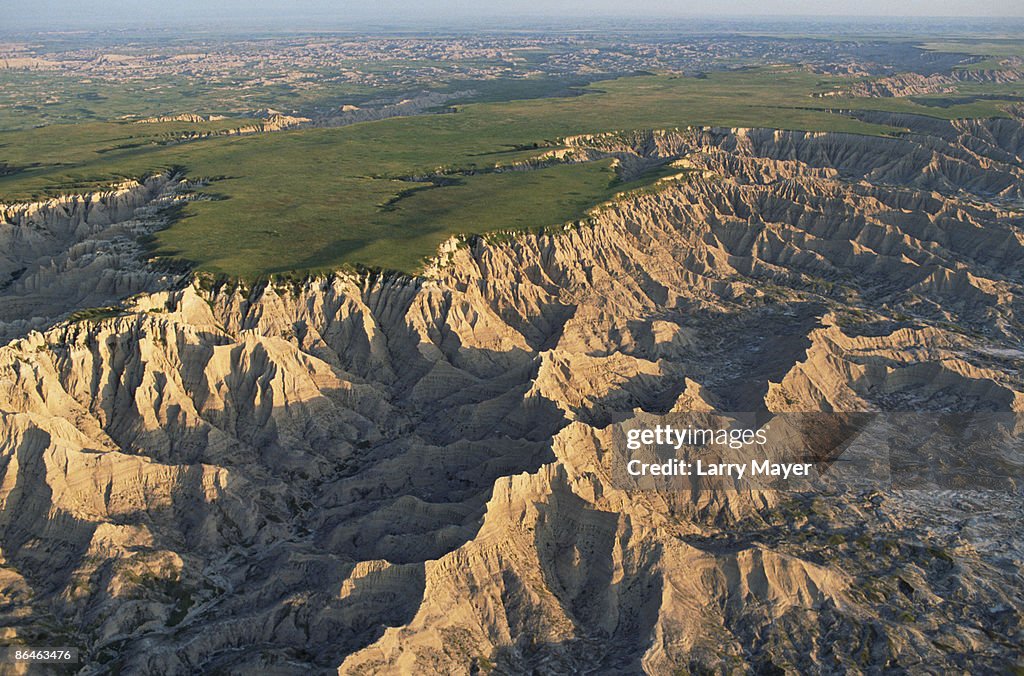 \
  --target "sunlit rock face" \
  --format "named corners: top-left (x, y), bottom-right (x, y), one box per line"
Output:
top-left (1, 114), bottom-right (1022, 673)
top-left (0, 173), bottom-right (190, 342)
